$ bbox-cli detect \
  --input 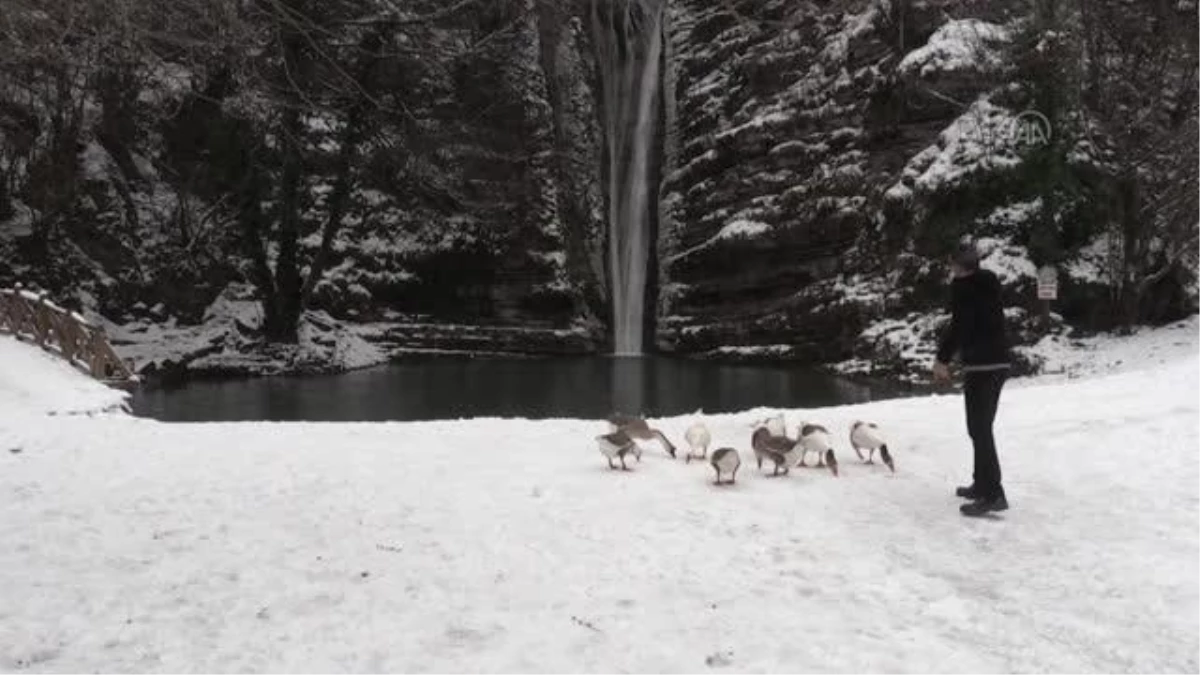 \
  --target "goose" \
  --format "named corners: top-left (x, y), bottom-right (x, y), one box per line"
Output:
top-left (850, 420), bottom-right (894, 472)
top-left (751, 426), bottom-right (801, 476)
top-left (765, 413), bottom-right (787, 439)
top-left (748, 412), bottom-right (787, 439)
top-left (797, 423), bottom-right (839, 477)
top-left (709, 447), bottom-right (742, 485)
top-left (608, 414), bottom-right (677, 458)
top-left (684, 421), bottom-right (712, 463)
top-left (596, 429), bottom-right (638, 470)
